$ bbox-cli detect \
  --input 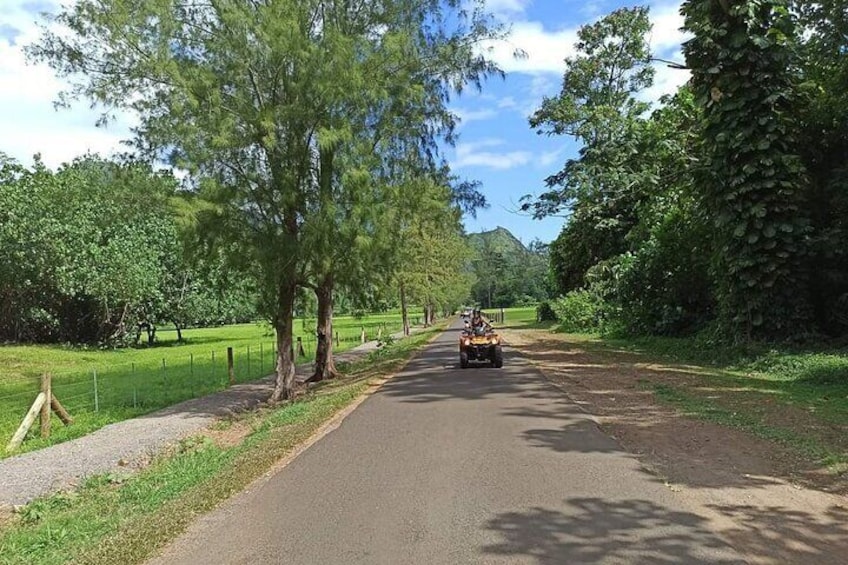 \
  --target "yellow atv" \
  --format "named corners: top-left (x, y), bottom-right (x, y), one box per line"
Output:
top-left (460, 326), bottom-right (503, 369)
